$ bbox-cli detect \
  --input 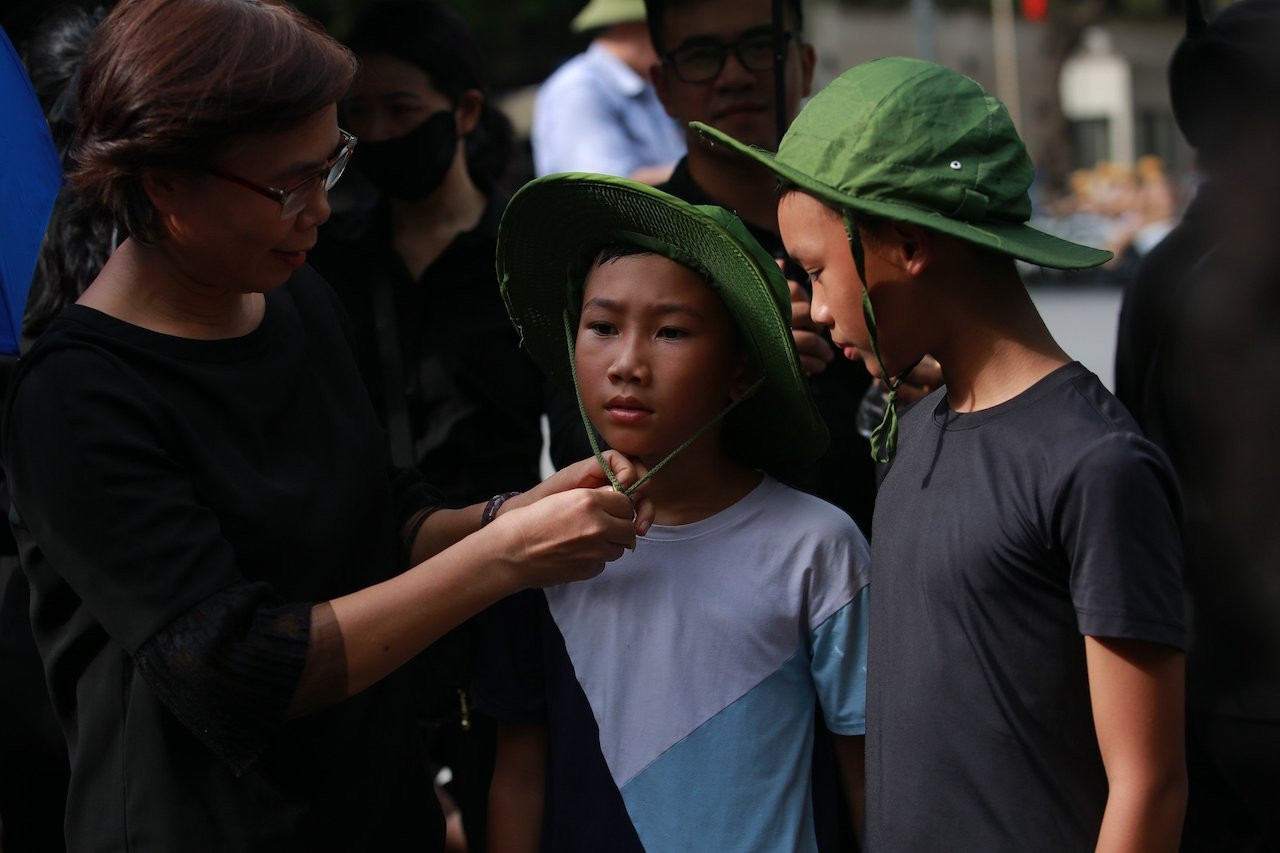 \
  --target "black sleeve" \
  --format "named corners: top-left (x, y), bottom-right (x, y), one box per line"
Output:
top-left (1057, 431), bottom-right (1187, 649)
top-left (134, 582), bottom-right (311, 774)
top-left (470, 589), bottom-right (548, 724)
